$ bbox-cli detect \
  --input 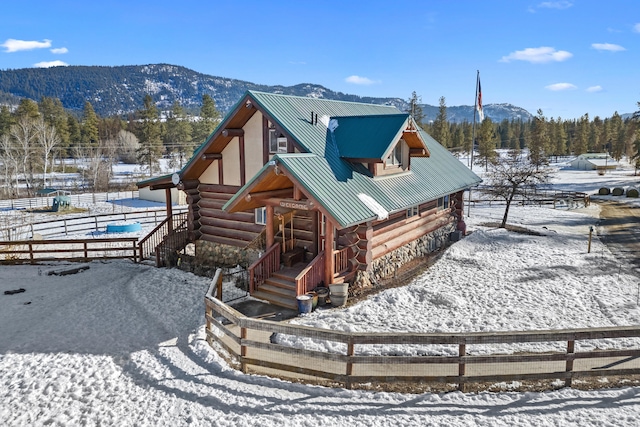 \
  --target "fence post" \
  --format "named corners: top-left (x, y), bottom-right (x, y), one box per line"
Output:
top-left (64, 219), bottom-right (68, 235)
top-left (217, 272), bottom-right (223, 301)
top-left (29, 242), bottom-right (34, 264)
top-left (346, 336), bottom-right (355, 389)
top-left (458, 343), bottom-right (467, 392)
top-left (240, 327), bottom-right (248, 374)
top-left (565, 339), bottom-right (575, 388)
top-left (84, 242), bottom-right (88, 261)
